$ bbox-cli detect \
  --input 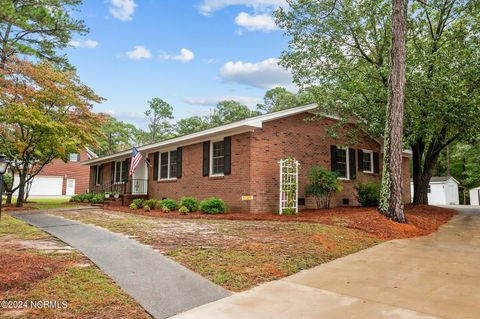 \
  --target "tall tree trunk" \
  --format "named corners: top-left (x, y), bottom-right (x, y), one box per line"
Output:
top-left (15, 170), bottom-right (27, 207)
top-left (446, 145), bottom-right (451, 176)
top-left (379, 0), bottom-right (407, 223)
top-left (6, 193), bottom-right (12, 205)
top-left (412, 172), bottom-right (431, 205)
